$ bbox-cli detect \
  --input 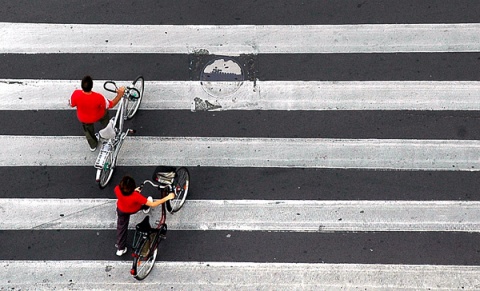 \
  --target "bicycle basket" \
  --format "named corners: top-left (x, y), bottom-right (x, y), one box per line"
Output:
top-left (127, 86), bottom-right (140, 100)
top-left (153, 166), bottom-right (176, 185)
